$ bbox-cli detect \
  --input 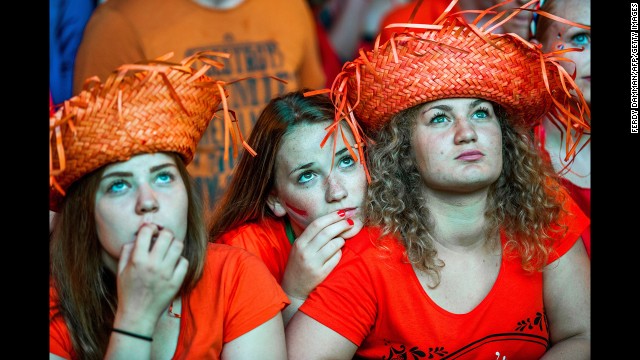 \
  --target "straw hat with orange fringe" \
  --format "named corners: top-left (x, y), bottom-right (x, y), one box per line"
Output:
top-left (310, 0), bottom-right (590, 178)
top-left (49, 51), bottom-right (256, 211)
